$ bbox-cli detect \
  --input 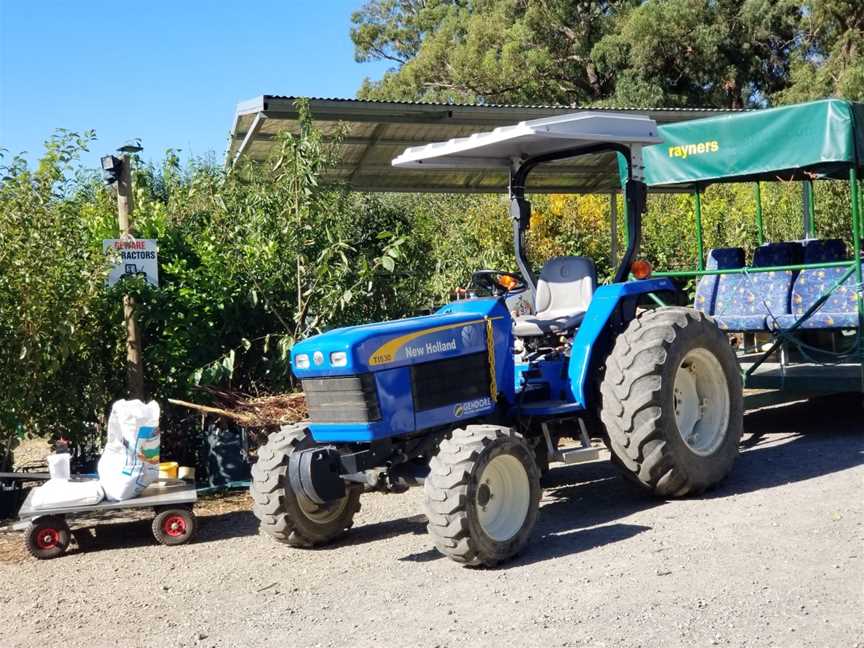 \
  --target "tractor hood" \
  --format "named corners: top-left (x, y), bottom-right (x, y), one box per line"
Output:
top-left (291, 298), bottom-right (507, 378)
